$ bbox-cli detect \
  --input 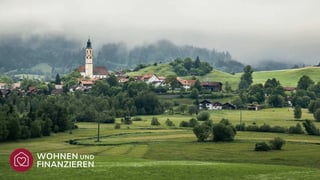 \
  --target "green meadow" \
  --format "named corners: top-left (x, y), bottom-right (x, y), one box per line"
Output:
top-left (1, 108), bottom-right (320, 179)
top-left (128, 64), bottom-right (320, 90)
